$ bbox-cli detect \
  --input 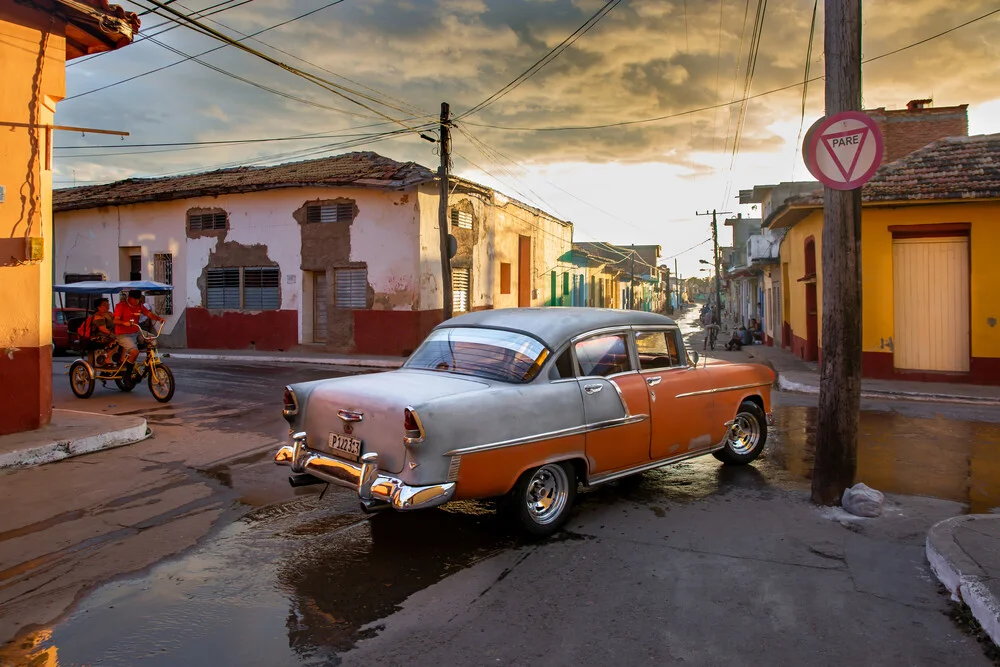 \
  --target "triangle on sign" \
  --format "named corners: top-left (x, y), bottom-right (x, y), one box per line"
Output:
top-left (820, 128), bottom-right (869, 181)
